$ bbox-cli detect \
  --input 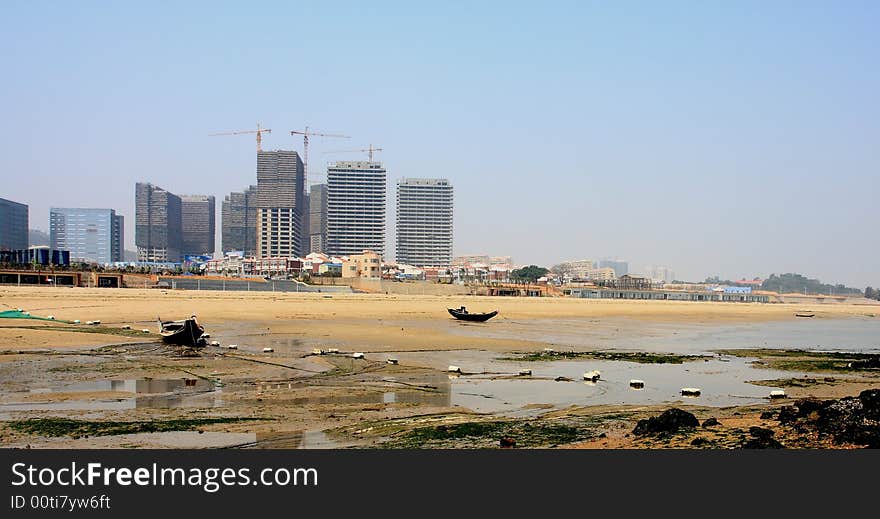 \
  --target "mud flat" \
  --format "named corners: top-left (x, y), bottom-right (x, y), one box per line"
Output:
top-left (1, 286), bottom-right (878, 449)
